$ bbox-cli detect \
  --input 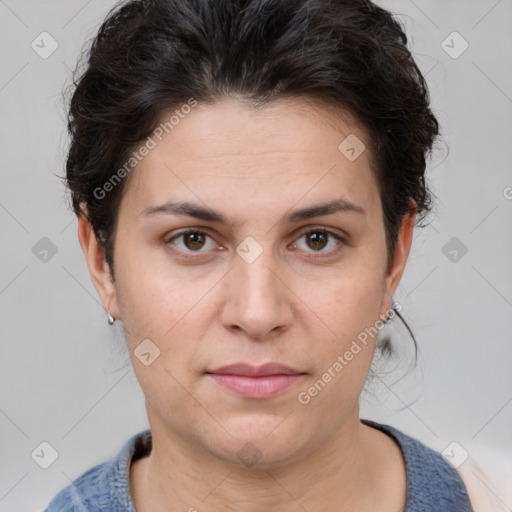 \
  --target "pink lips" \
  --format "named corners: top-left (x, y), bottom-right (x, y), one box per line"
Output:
top-left (206, 363), bottom-right (305, 399)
